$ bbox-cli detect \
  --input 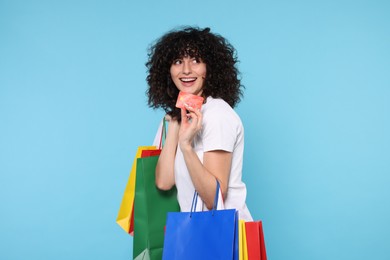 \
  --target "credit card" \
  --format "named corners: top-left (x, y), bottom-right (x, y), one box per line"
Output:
top-left (175, 91), bottom-right (204, 110)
